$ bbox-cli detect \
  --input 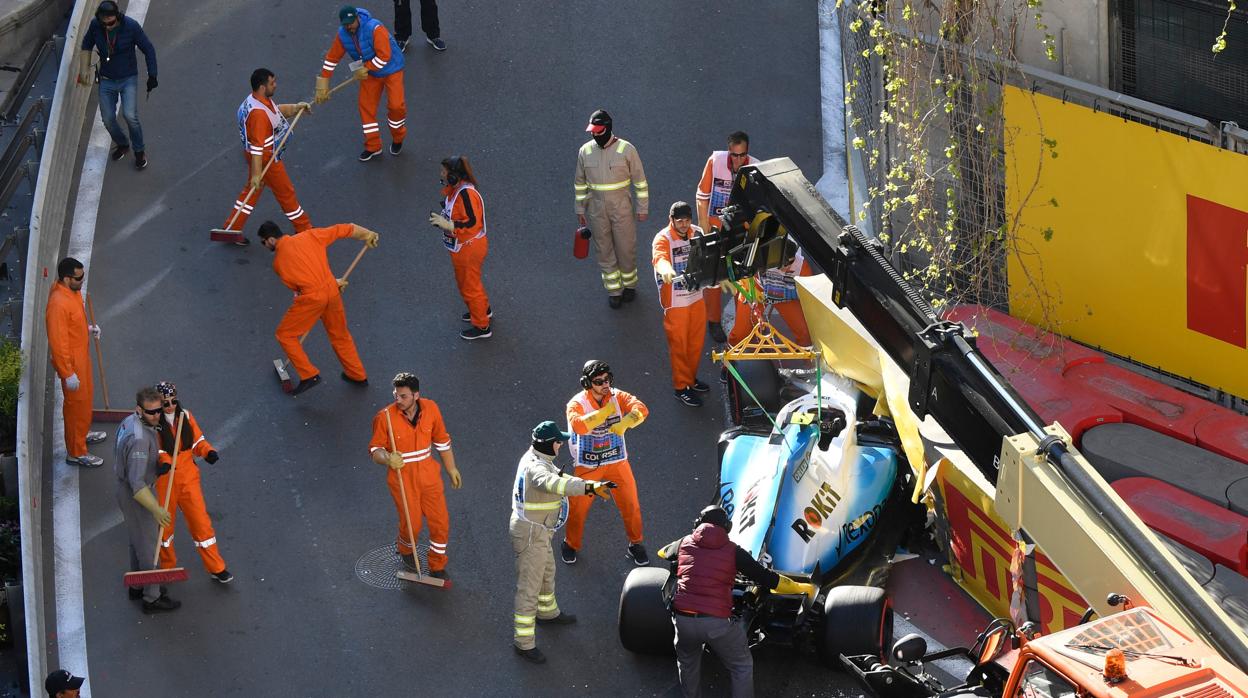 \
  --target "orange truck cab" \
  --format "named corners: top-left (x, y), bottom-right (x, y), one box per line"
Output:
top-left (843, 607), bottom-right (1248, 698)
